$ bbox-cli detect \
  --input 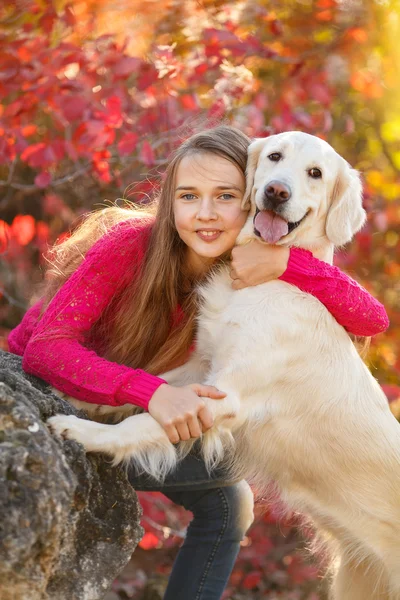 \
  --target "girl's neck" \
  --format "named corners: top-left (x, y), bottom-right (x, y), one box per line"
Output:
top-left (185, 248), bottom-right (215, 279)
